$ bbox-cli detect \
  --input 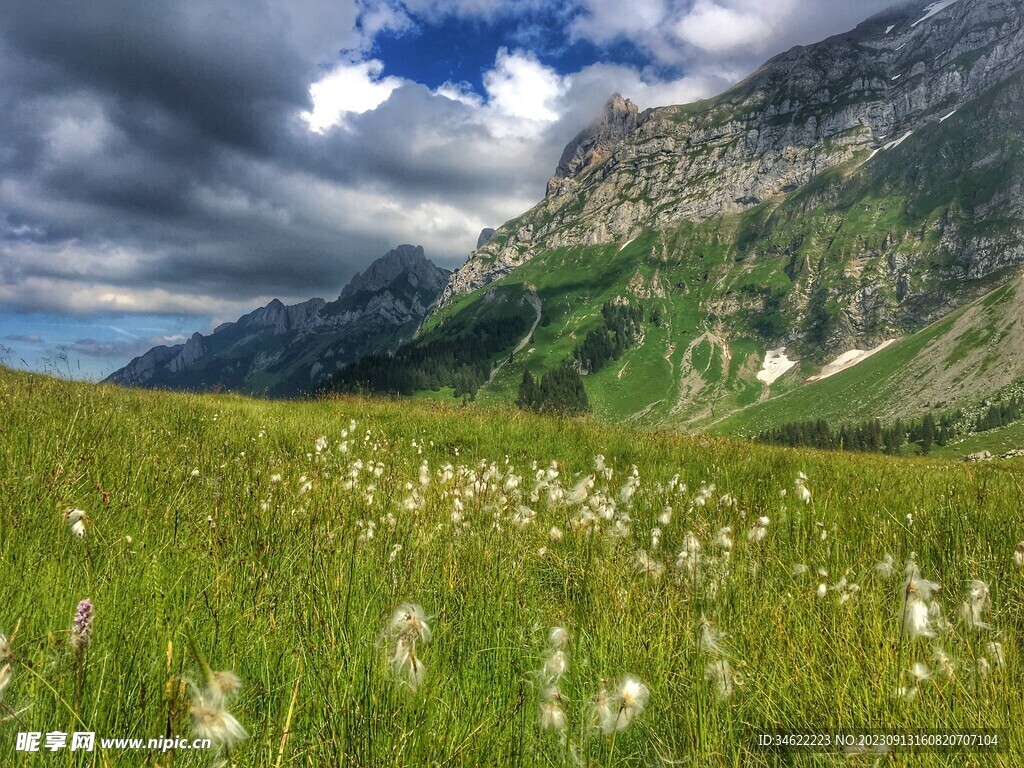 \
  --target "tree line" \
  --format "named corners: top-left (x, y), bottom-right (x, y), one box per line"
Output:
top-left (756, 392), bottom-right (1024, 454)
top-left (321, 313), bottom-right (531, 399)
